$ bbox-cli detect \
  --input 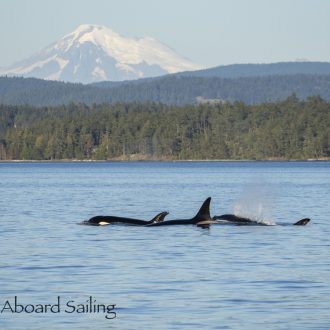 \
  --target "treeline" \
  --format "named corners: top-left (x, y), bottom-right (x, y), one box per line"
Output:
top-left (1, 74), bottom-right (330, 107)
top-left (0, 96), bottom-right (329, 160)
